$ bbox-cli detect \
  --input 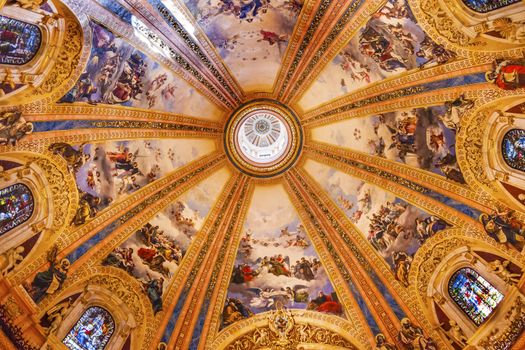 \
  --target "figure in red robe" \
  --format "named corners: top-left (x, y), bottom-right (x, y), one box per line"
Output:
top-left (241, 264), bottom-right (254, 282)
top-left (138, 247), bottom-right (157, 262)
top-left (308, 291), bottom-right (342, 315)
top-left (486, 61), bottom-right (525, 90)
